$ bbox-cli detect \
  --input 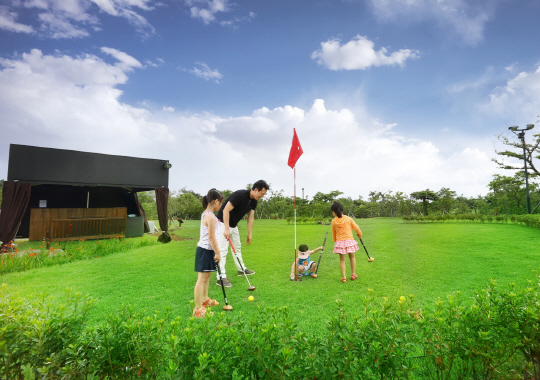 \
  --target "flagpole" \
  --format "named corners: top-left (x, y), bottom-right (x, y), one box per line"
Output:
top-left (294, 166), bottom-right (297, 281)
top-left (287, 128), bottom-right (303, 283)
